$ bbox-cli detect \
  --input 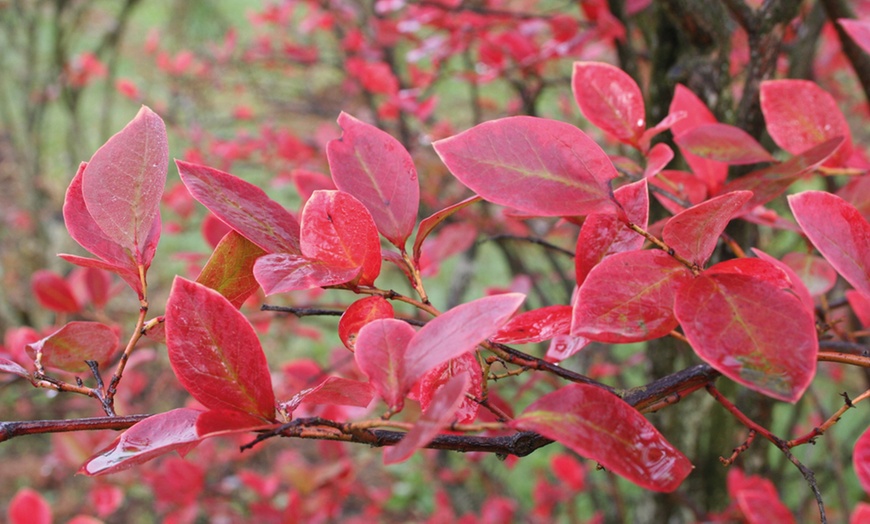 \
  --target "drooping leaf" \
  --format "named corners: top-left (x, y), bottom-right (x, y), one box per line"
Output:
top-left (196, 230), bottom-right (267, 308)
top-left (176, 160), bottom-right (301, 254)
top-left (722, 137), bottom-right (843, 213)
top-left (668, 84), bottom-right (728, 193)
top-left (572, 250), bottom-right (693, 343)
top-left (25, 321), bottom-right (118, 374)
top-left (165, 277), bottom-right (276, 420)
top-left (675, 272), bottom-right (818, 402)
top-left (404, 293), bottom-right (525, 388)
top-left (662, 191), bottom-right (752, 266)
top-left (327, 112), bottom-right (420, 249)
top-left (80, 106), bottom-right (167, 265)
top-left (760, 80), bottom-right (852, 165)
top-left (511, 384), bottom-right (693, 492)
top-left (675, 123), bottom-right (774, 165)
top-left (492, 305), bottom-right (573, 344)
top-left (417, 352), bottom-right (482, 424)
top-left (855, 426), bottom-right (870, 493)
top-left (253, 253), bottom-right (361, 295)
top-left (282, 376), bottom-right (375, 414)
top-left (195, 409), bottom-right (278, 438)
top-left (57, 254), bottom-right (141, 298)
top-left (413, 196), bottom-right (482, 263)
top-left (642, 143), bottom-right (673, 178)
top-left (80, 408), bottom-right (202, 476)
top-left (338, 296), bottom-right (395, 351)
top-left (0, 357), bottom-right (32, 381)
top-left (789, 191), bottom-right (870, 297)
top-left (433, 116), bottom-right (617, 217)
top-left (31, 269), bottom-right (79, 313)
top-left (354, 318), bottom-right (417, 410)
top-left (8, 488), bottom-right (52, 524)
top-left (572, 61), bottom-right (645, 146)
top-left (384, 373), bottom-right (470, 464)
top-left (300, 190), bottom-right (381, 286)
top-left (575, 179), bottom-right (648, 285)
